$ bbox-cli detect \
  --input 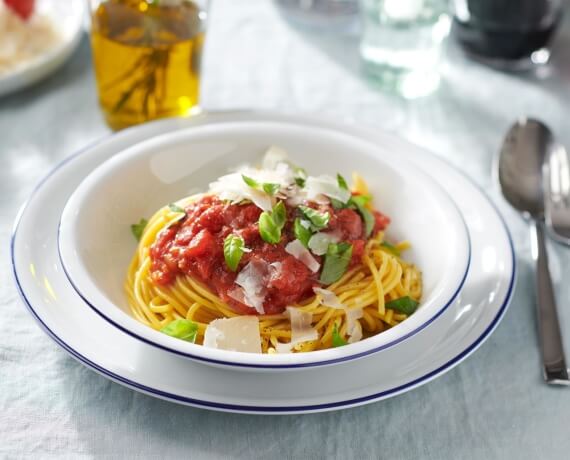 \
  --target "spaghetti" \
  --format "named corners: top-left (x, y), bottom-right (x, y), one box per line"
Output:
top-left (125, 150), bottom-right (422, 353)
